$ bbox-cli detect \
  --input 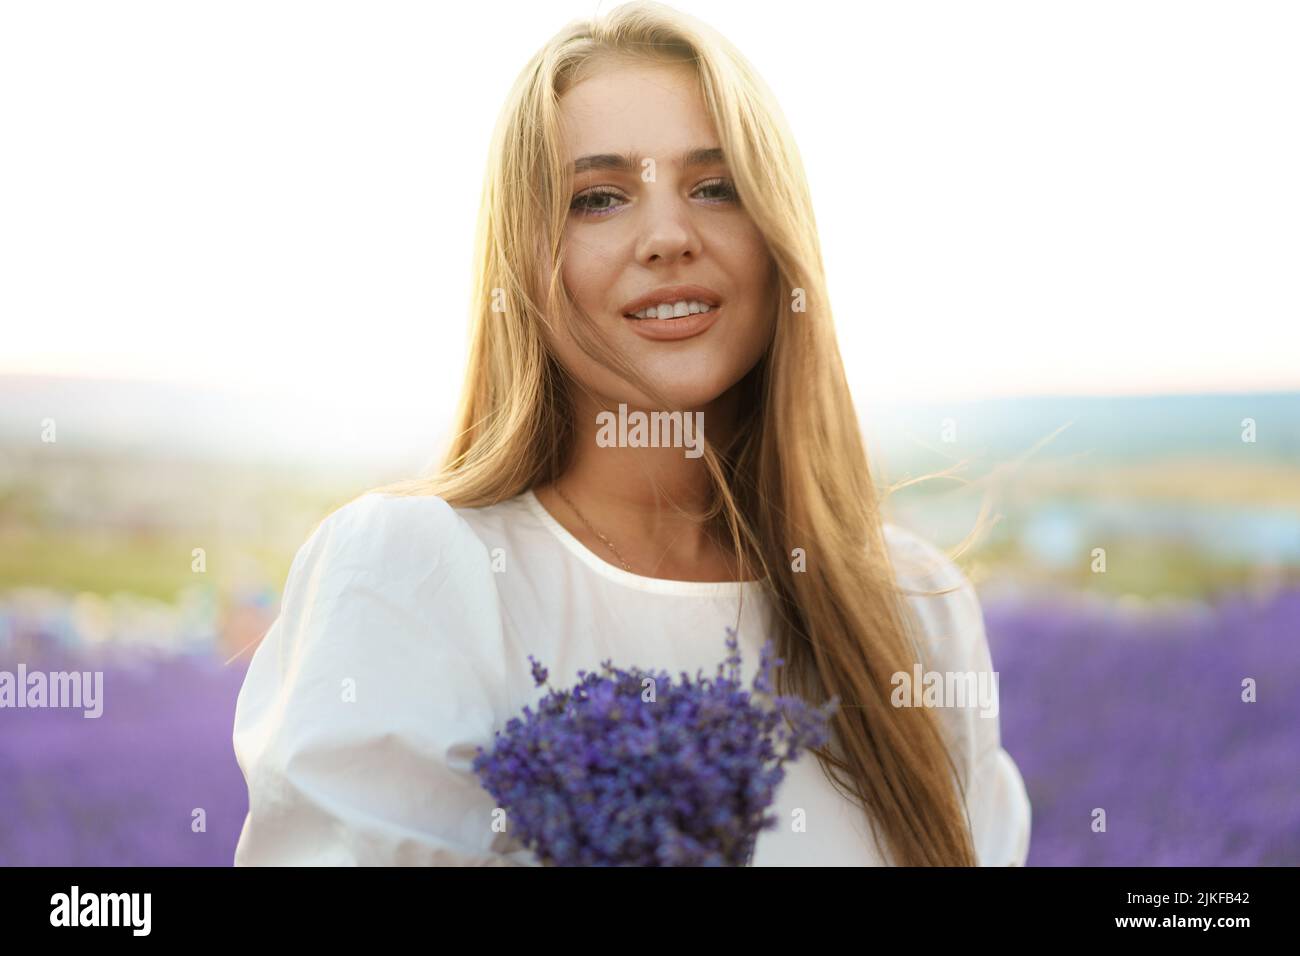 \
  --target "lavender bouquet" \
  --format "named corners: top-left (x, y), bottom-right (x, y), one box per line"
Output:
top-left (471, 627), bottom-right (838, 866)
